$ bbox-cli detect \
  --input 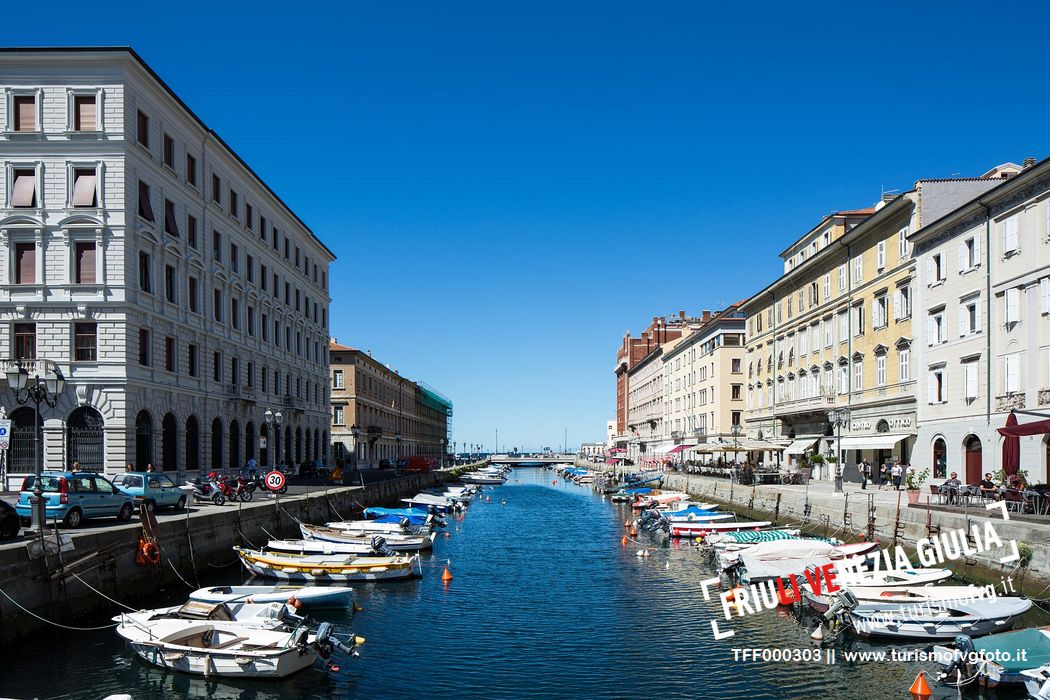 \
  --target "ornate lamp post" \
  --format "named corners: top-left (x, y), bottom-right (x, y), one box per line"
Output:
top-left (827, 408), bottom-right (850, 494)
top-left (730, 423), bottom-right (742, 482)
top-left (264, 409), bottom-right (283, 469)
top-left (6, 360), bottom-right (65, 531)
